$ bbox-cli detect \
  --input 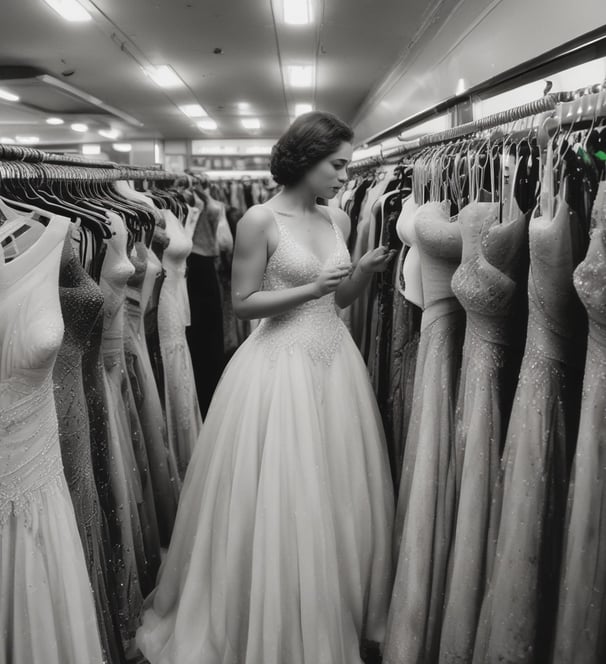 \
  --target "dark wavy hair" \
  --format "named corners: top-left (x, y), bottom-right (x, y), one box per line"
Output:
top-left (270, 111), bottom-right (354, 187)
